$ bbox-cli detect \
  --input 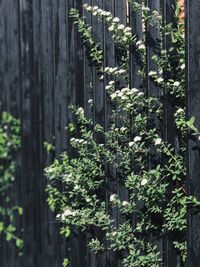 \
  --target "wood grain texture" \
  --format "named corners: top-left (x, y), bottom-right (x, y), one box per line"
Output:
top-left (0, 0), bottom-right (198, 266)
top-left (186, 0), bottom-right (200, 266)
